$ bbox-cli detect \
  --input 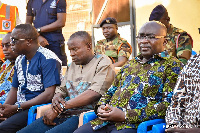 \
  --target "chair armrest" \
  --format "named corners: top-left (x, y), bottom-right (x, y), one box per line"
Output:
top-left (0, 101), bottom-right (5, 104)
top-left (152, 123), bottom-right (166, 133)
top-left (137, 119), bottom-right (165, 133)
top-left (27, 103), bottom-right (51, 125)
top-left (83, 111), bottom-right (97, 125)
